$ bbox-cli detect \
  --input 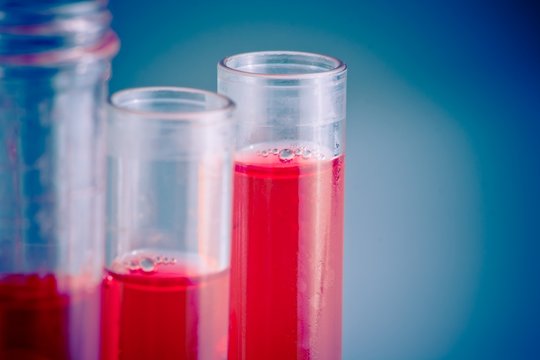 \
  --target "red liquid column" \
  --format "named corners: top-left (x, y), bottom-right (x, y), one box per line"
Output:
top-left (102, 87), bottom-right (235, 360)
top-left (219, 51), bottom-right (347, 360)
